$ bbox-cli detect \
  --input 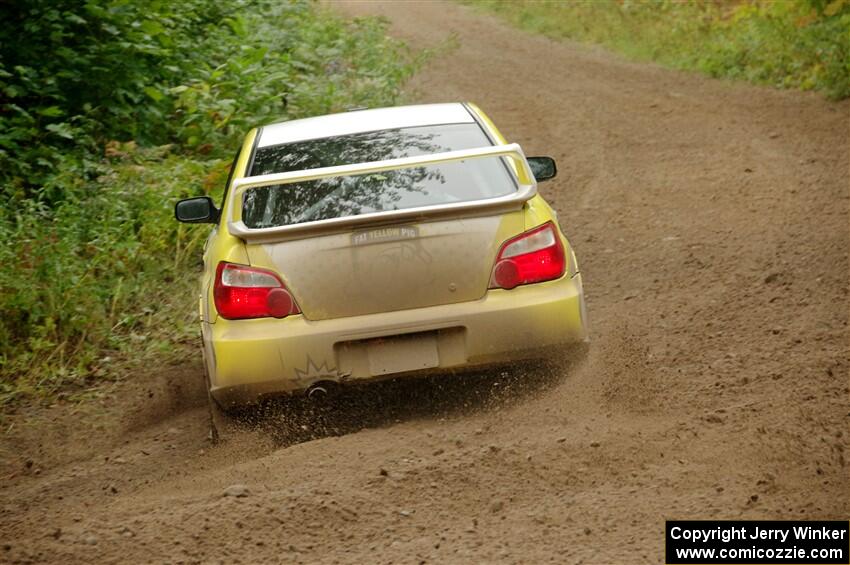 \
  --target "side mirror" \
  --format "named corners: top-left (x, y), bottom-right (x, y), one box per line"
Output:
top-left (175, 196), bottom-right (219, 224)
top-left (526, 156), bottom-right (557, 182)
